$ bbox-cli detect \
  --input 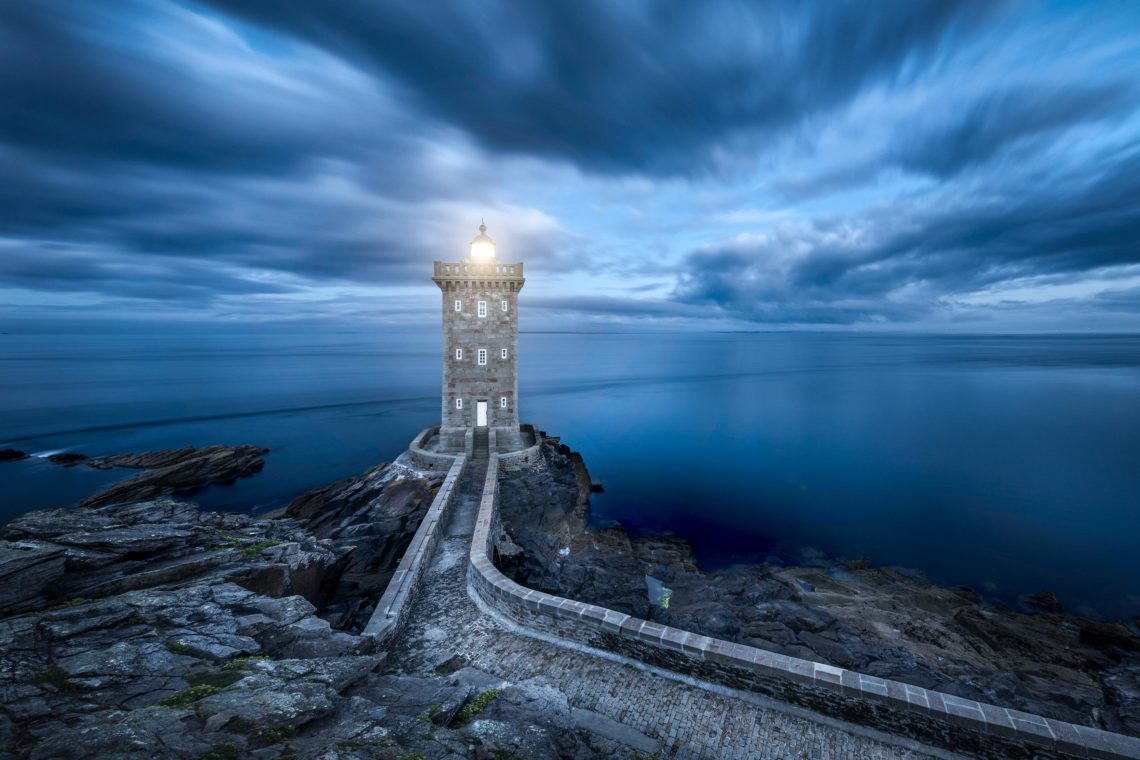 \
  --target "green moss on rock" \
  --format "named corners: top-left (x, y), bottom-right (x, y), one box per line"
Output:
top-left (456, 688), bottom-right (500, 724)
top-left (158, 684), bottom-right (220, 707)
